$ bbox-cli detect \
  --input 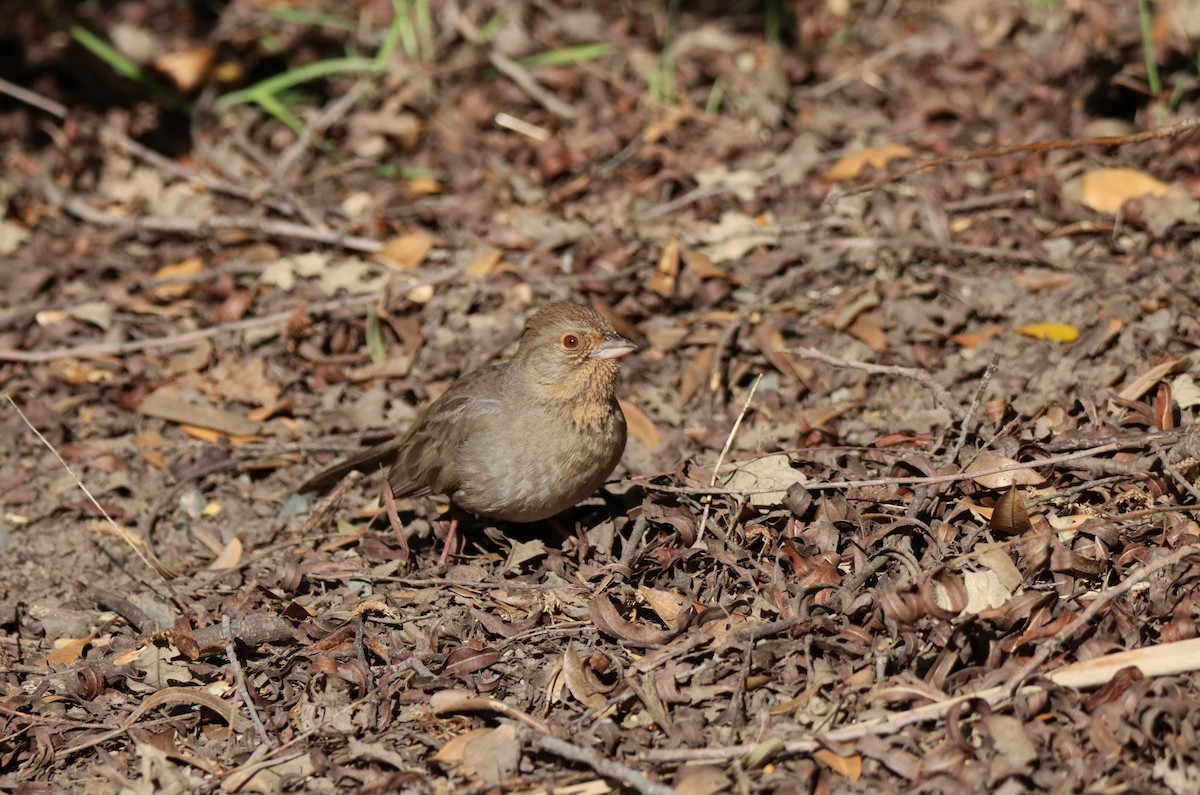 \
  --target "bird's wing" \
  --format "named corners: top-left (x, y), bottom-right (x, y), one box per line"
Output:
top-left (387, 366), bottom-right (506, 498)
